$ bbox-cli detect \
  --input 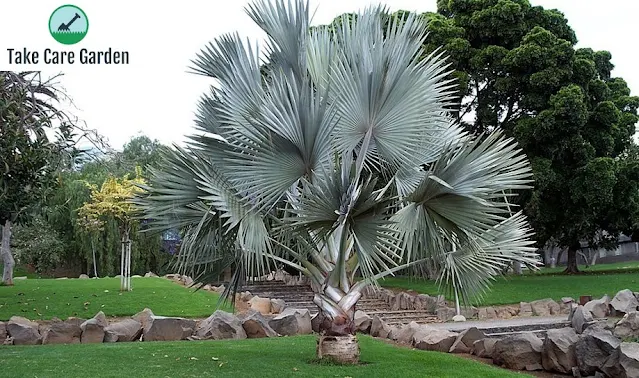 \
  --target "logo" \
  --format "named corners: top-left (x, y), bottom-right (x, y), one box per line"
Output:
top-left (48, 5), bottom-right (88, 45)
